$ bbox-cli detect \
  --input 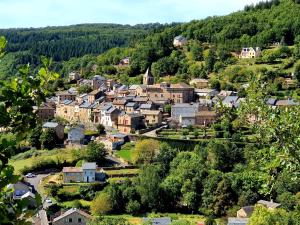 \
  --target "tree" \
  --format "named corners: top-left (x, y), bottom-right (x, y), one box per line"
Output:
top-left (137, 165), bottom-right (162, 210)
top-left (90, 192), bottom-right (112, 215)
top-left (0, 37), bottom-right (58, 223)
top-left (40, 129), bottom-right (57, 150)
top-left (205, 49), bottom-right (216, 73)
top-left (96, 124), bottom-right (105, 135)
top-left (83, 142), bottom-right (107, 163)
top-left (77, 84), bottom-right (92, 94)
top-left (294, 62), bottom-right (300, 83)
top-left (132, 139), bottom-right (160, 164)
top-left (88, 217), bottom-right (130, 225)
top-left (28, 124), bottom-right (42, 149)
top-left (125, 200), bottom-right (141, 215)
top-left (248, 205), bottom-right (290, 225)
top-left (189, 40), bottom-right (203, 61)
